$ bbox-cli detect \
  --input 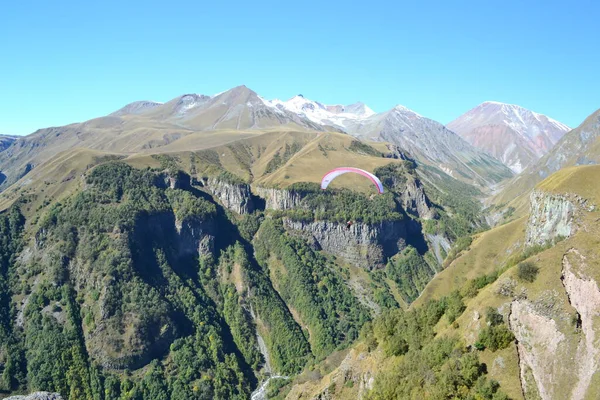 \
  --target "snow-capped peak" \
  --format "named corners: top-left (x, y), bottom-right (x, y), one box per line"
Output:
top-left (260, 94), bottom-right (376, 128)
top-left (448, 100), bottom-right (571, 173)
top-left (479, 101), bottom-right (570, 133)
top-left (280, 95), bottom-right (328, 114)
top-left (344, 102), bottom-right (376, 118)
top-left (393, 104), bottom-right (422, 117)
